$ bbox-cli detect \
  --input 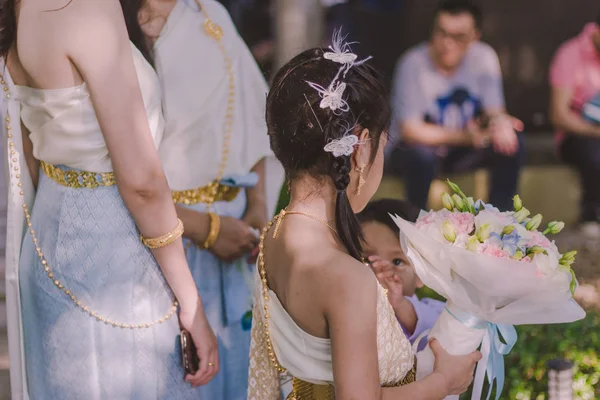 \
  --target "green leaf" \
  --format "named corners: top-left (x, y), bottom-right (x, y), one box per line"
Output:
top-left (569, 268), bottom-right (577, 296)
